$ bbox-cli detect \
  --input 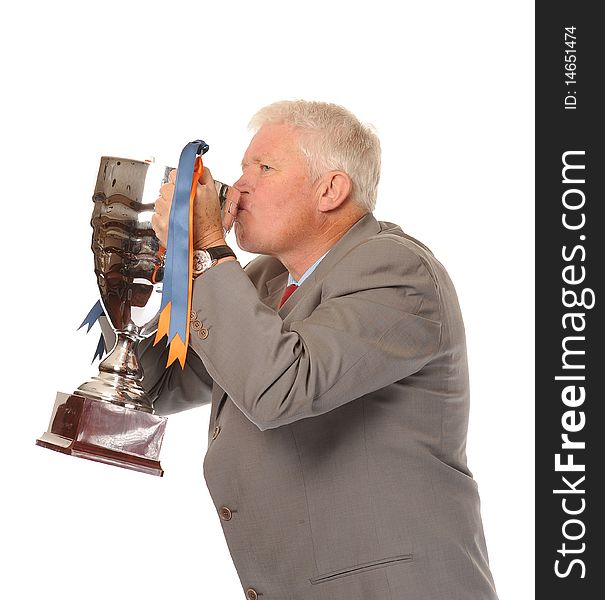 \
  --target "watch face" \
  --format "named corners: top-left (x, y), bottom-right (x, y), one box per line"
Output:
top-left (193, 250), bottom-right (213, 274)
